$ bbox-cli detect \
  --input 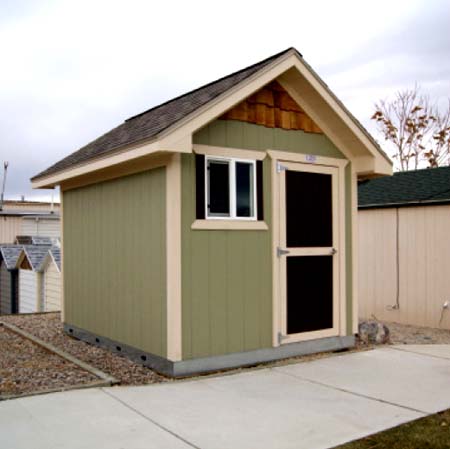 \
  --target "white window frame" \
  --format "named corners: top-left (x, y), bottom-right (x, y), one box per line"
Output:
top-left (205, 155), bottom-right (258, 221)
